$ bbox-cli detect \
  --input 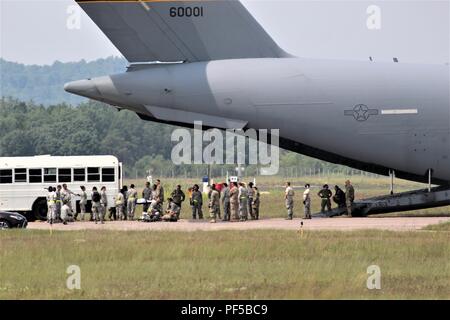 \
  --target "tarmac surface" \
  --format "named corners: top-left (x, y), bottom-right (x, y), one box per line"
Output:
top-left (27, 217), bottom-right (450, 232)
